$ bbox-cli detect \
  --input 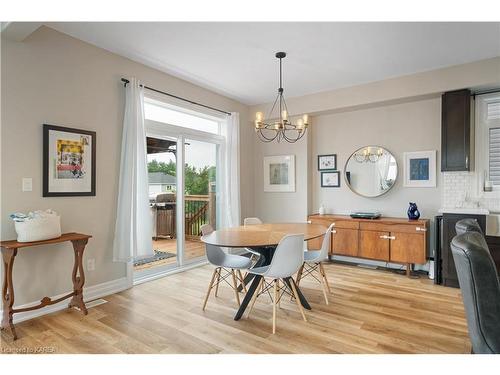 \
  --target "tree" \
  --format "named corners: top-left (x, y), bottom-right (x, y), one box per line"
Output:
top-left (147, 160), bottom-right (215, 195)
